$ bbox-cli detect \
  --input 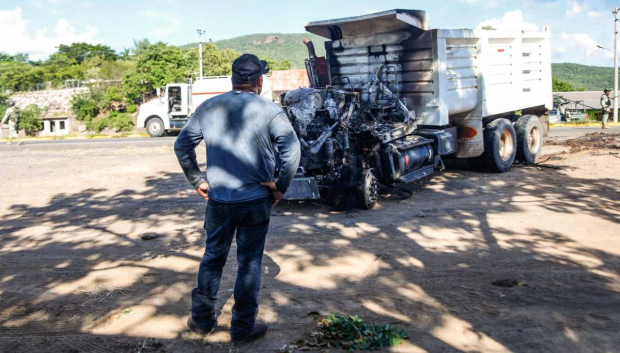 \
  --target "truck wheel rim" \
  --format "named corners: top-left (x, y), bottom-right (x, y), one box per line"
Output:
top-left (149, 123), bottom-right (161, 134)
top-left (499, 130), bottom-right (514, 161)
top-left (528, 126), bottom-right (540, 153)
top-left (363, 170), bottom-right (378, 208)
